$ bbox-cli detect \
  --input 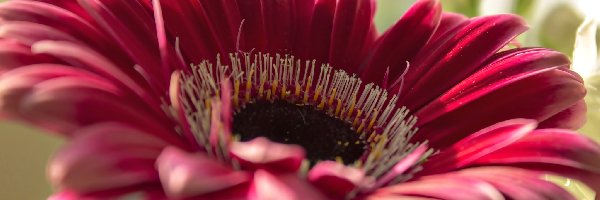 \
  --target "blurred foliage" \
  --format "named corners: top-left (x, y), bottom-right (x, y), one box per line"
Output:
top-left (440, 0), bottom-right (480, 17)
top-left (539, 3), bottom-right (583, 57)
